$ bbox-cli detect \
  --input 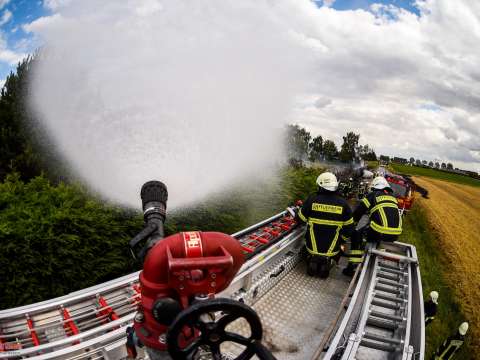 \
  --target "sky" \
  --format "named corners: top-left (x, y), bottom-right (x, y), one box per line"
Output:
top-left (1, 0), bottom-right (480, 174)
